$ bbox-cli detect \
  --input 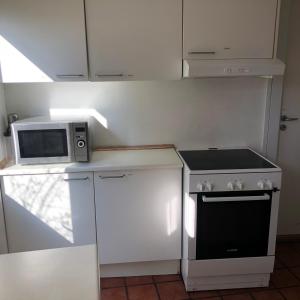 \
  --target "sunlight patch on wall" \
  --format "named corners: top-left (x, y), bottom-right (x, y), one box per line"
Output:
top-left (0, 35), bottom-right (52, 83)
top-left (50, 108), bottom-right (108, 129)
